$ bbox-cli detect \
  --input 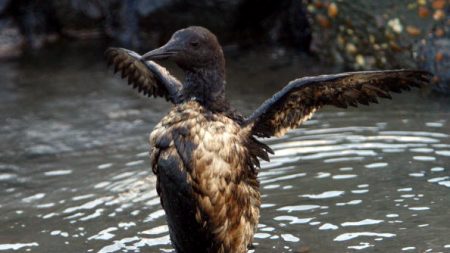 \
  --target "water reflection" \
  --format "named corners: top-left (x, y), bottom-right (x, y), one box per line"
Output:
top-left (0, 44), bottom-right (449, 252)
